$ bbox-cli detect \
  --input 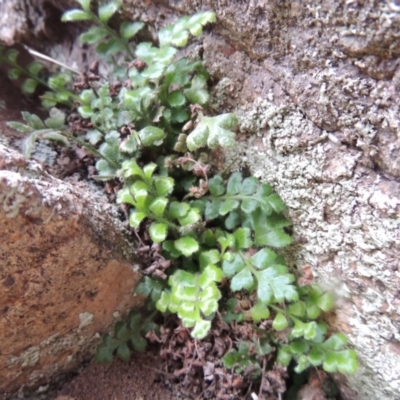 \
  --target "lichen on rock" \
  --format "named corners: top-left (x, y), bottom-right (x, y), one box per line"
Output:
top-left (0, 145), bottom-right (142, 397)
